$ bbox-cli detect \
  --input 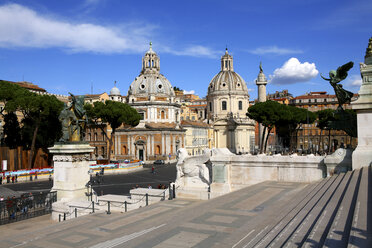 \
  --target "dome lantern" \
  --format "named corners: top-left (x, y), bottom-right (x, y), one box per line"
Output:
top-left (221, 47), bottom-right (234, 72)
top-left (142, 42), bottom-right (160, 73)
